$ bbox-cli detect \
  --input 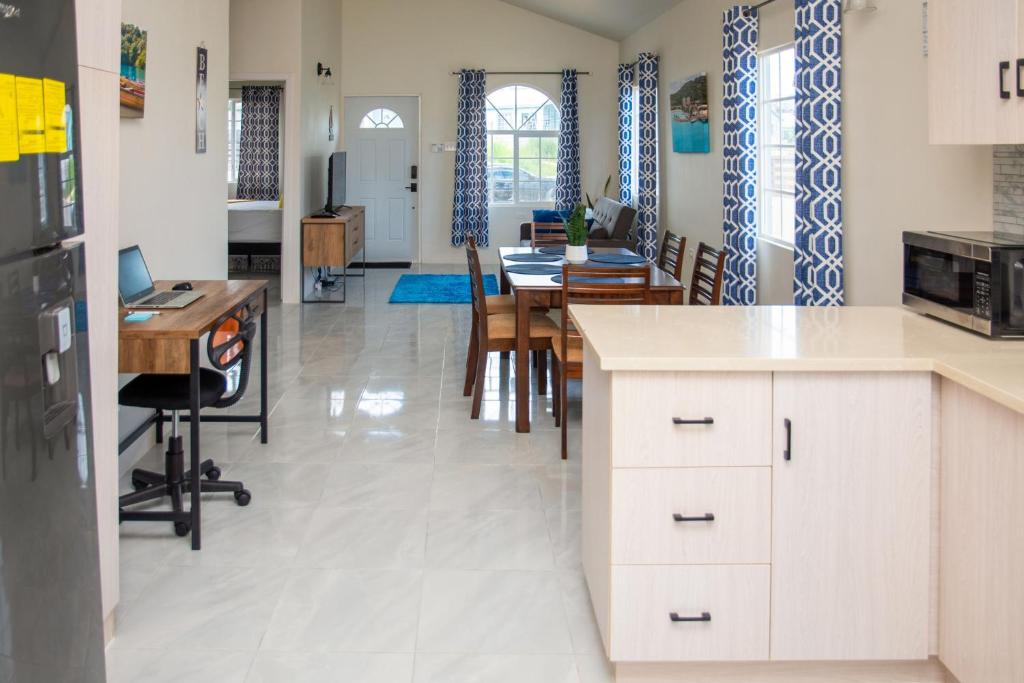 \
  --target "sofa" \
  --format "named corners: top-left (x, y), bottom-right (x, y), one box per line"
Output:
top-left (518, 197), bottom-right (637, 249)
